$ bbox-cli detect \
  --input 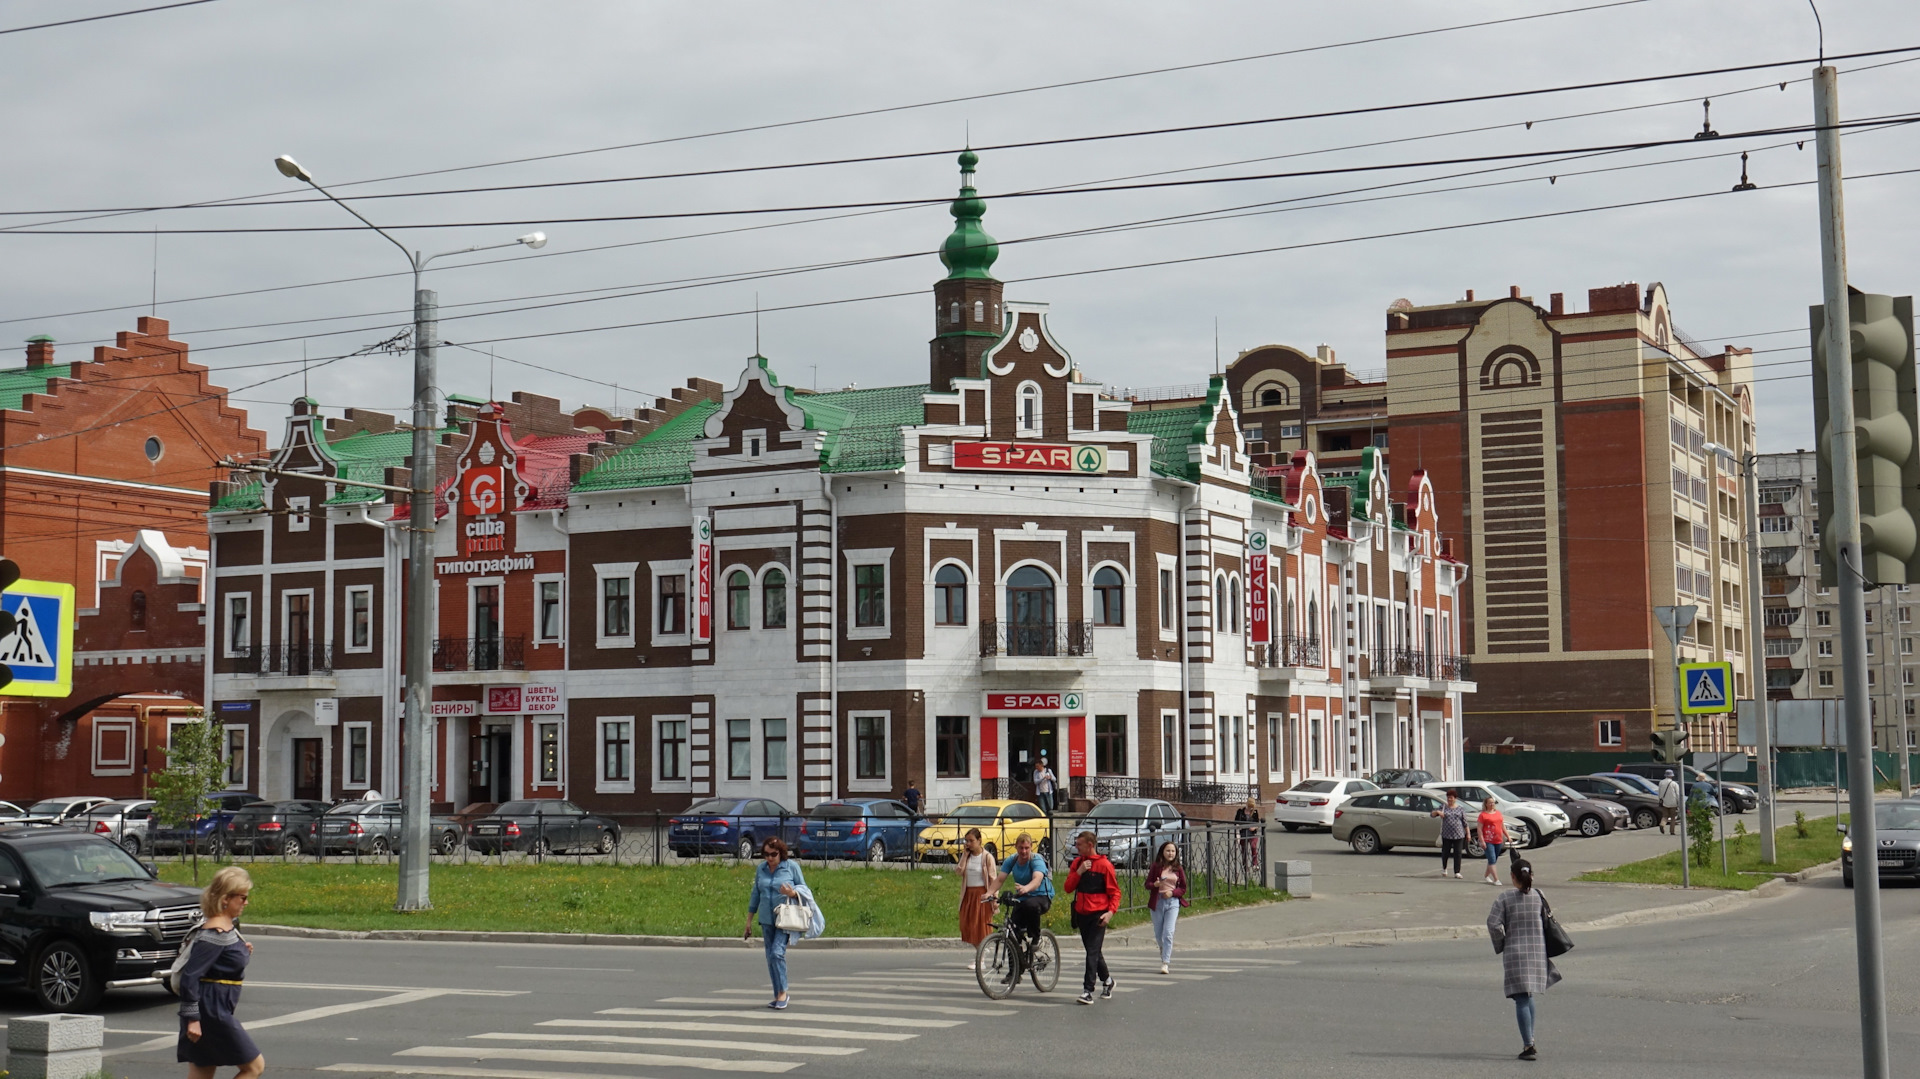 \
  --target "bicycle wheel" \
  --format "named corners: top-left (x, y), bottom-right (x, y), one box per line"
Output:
top-left (976, 933), bottom-right (1019, 1000)
top-left (1028, 929), bottom-right (1060, 993)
